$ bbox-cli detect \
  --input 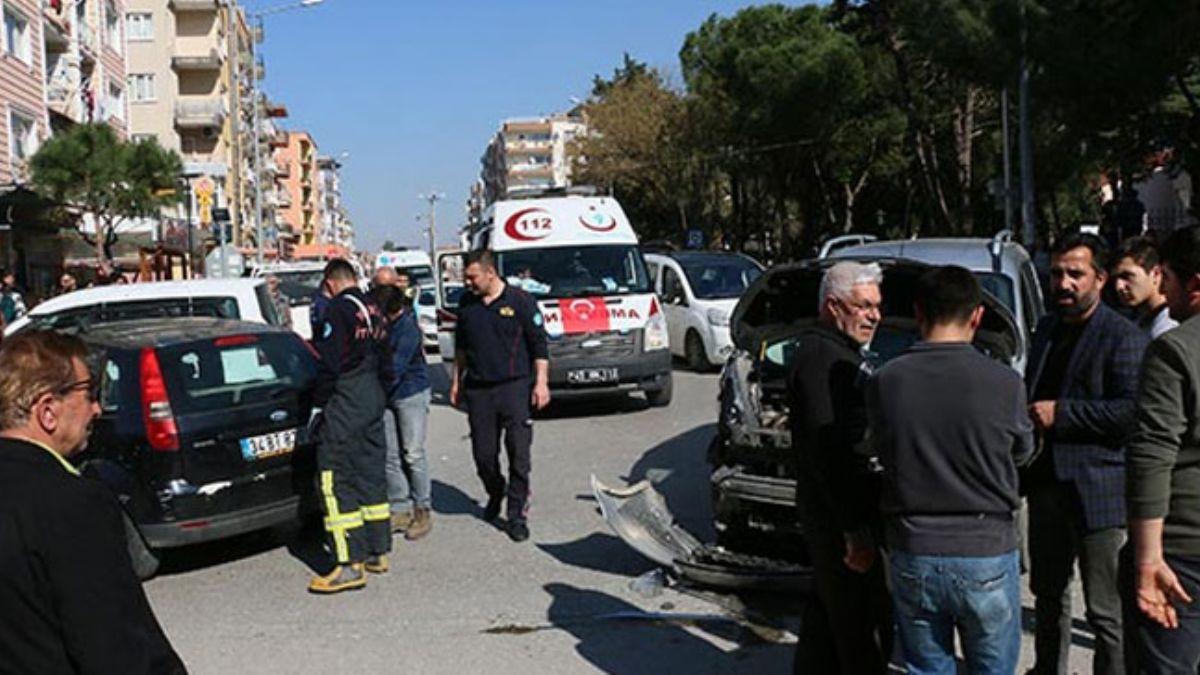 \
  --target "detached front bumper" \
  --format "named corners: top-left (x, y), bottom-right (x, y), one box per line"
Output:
top-left (712, 466), bottom-right (803, 541)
